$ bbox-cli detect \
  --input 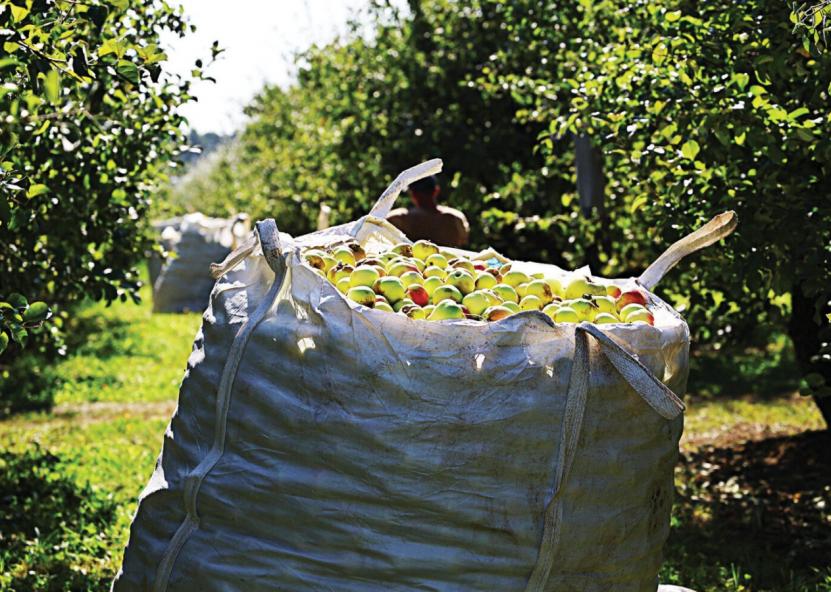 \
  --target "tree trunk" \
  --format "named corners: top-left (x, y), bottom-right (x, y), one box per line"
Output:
top-left (788, 283), bottom-right (831, 428)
